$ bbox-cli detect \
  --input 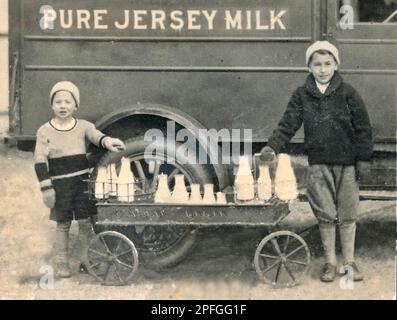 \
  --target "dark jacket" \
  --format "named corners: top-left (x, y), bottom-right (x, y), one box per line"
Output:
top-left (267, 72), bottom-right (373, 165)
